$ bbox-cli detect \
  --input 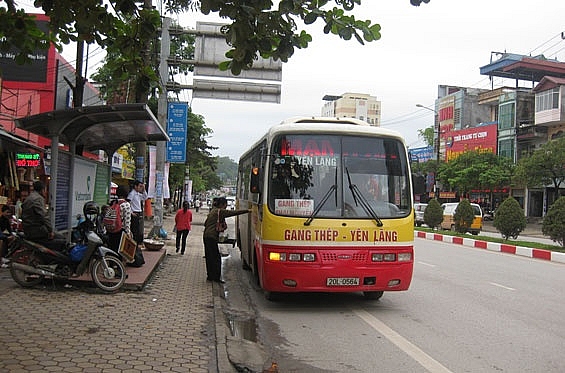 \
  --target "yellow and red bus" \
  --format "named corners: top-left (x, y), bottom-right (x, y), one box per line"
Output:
top-left (235, 117), bottom-right (420, 300)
